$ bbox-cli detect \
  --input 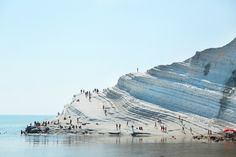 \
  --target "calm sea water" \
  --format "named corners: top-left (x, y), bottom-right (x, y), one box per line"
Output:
top-left (0, 115), bottom-right (236, 157)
